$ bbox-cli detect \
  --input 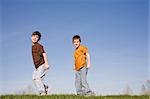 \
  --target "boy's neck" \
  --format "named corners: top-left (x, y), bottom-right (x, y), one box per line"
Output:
top-left (32, 42), bottom-right (38, 46)
top-left (76, 45), bottom-right (81, 49)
